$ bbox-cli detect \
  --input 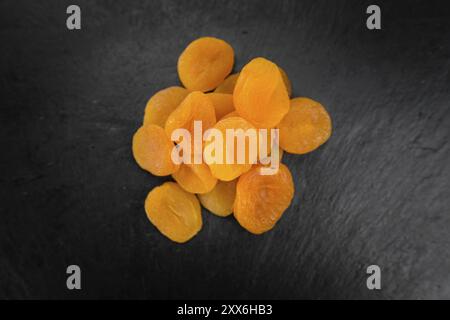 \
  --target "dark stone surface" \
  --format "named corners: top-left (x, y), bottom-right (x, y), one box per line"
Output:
top-left (0, 0), bottom-right (449, 299)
